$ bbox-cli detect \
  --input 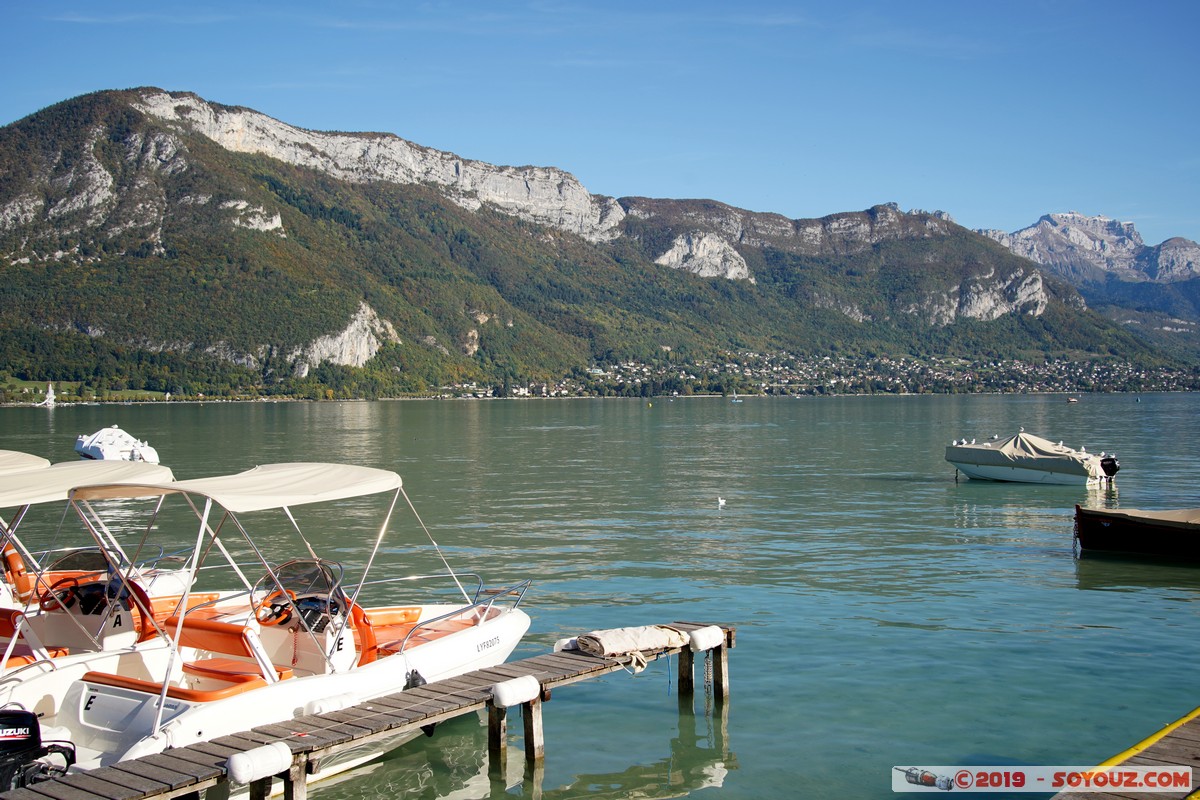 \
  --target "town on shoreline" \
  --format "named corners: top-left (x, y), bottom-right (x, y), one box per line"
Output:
top-left (6, 353), bottom-right (1197, 404)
